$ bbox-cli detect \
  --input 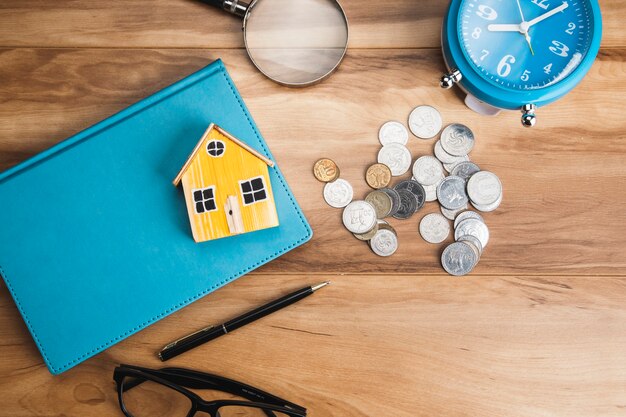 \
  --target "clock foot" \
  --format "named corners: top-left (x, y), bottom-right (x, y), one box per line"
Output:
top-left (521, 104), bottom-right (537, 128)
top-left (440, 69), bottom-right (462, 89)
